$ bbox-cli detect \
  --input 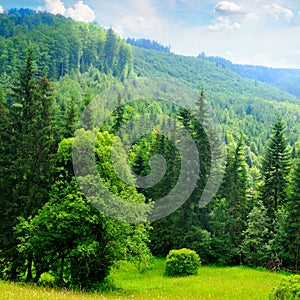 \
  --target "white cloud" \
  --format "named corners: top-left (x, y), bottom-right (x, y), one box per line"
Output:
top-left (113, 15), bottom-right (165, 39)
top-left (101, 0), bottom-right (166, 40)
top-left (65, 1), bottom-right (95, 23)
top-left (206, 16), bottom-right (240, 31)
top-left (214, 1), bottom-right (242, 15)
top-left (44, 0), bottom-right (66, 15)
top-left (264, 3), bottom-right (294, 22)
top-left (0, 5), bottom-right (3, 14)
top-left (42, 0), bottom-right (95, 23)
